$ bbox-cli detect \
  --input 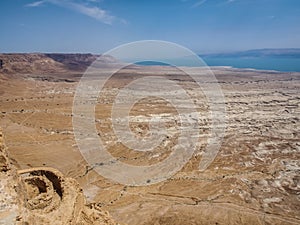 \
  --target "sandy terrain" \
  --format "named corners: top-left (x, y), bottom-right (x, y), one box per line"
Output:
top-left (0, 54), bottom-right (299, 224)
